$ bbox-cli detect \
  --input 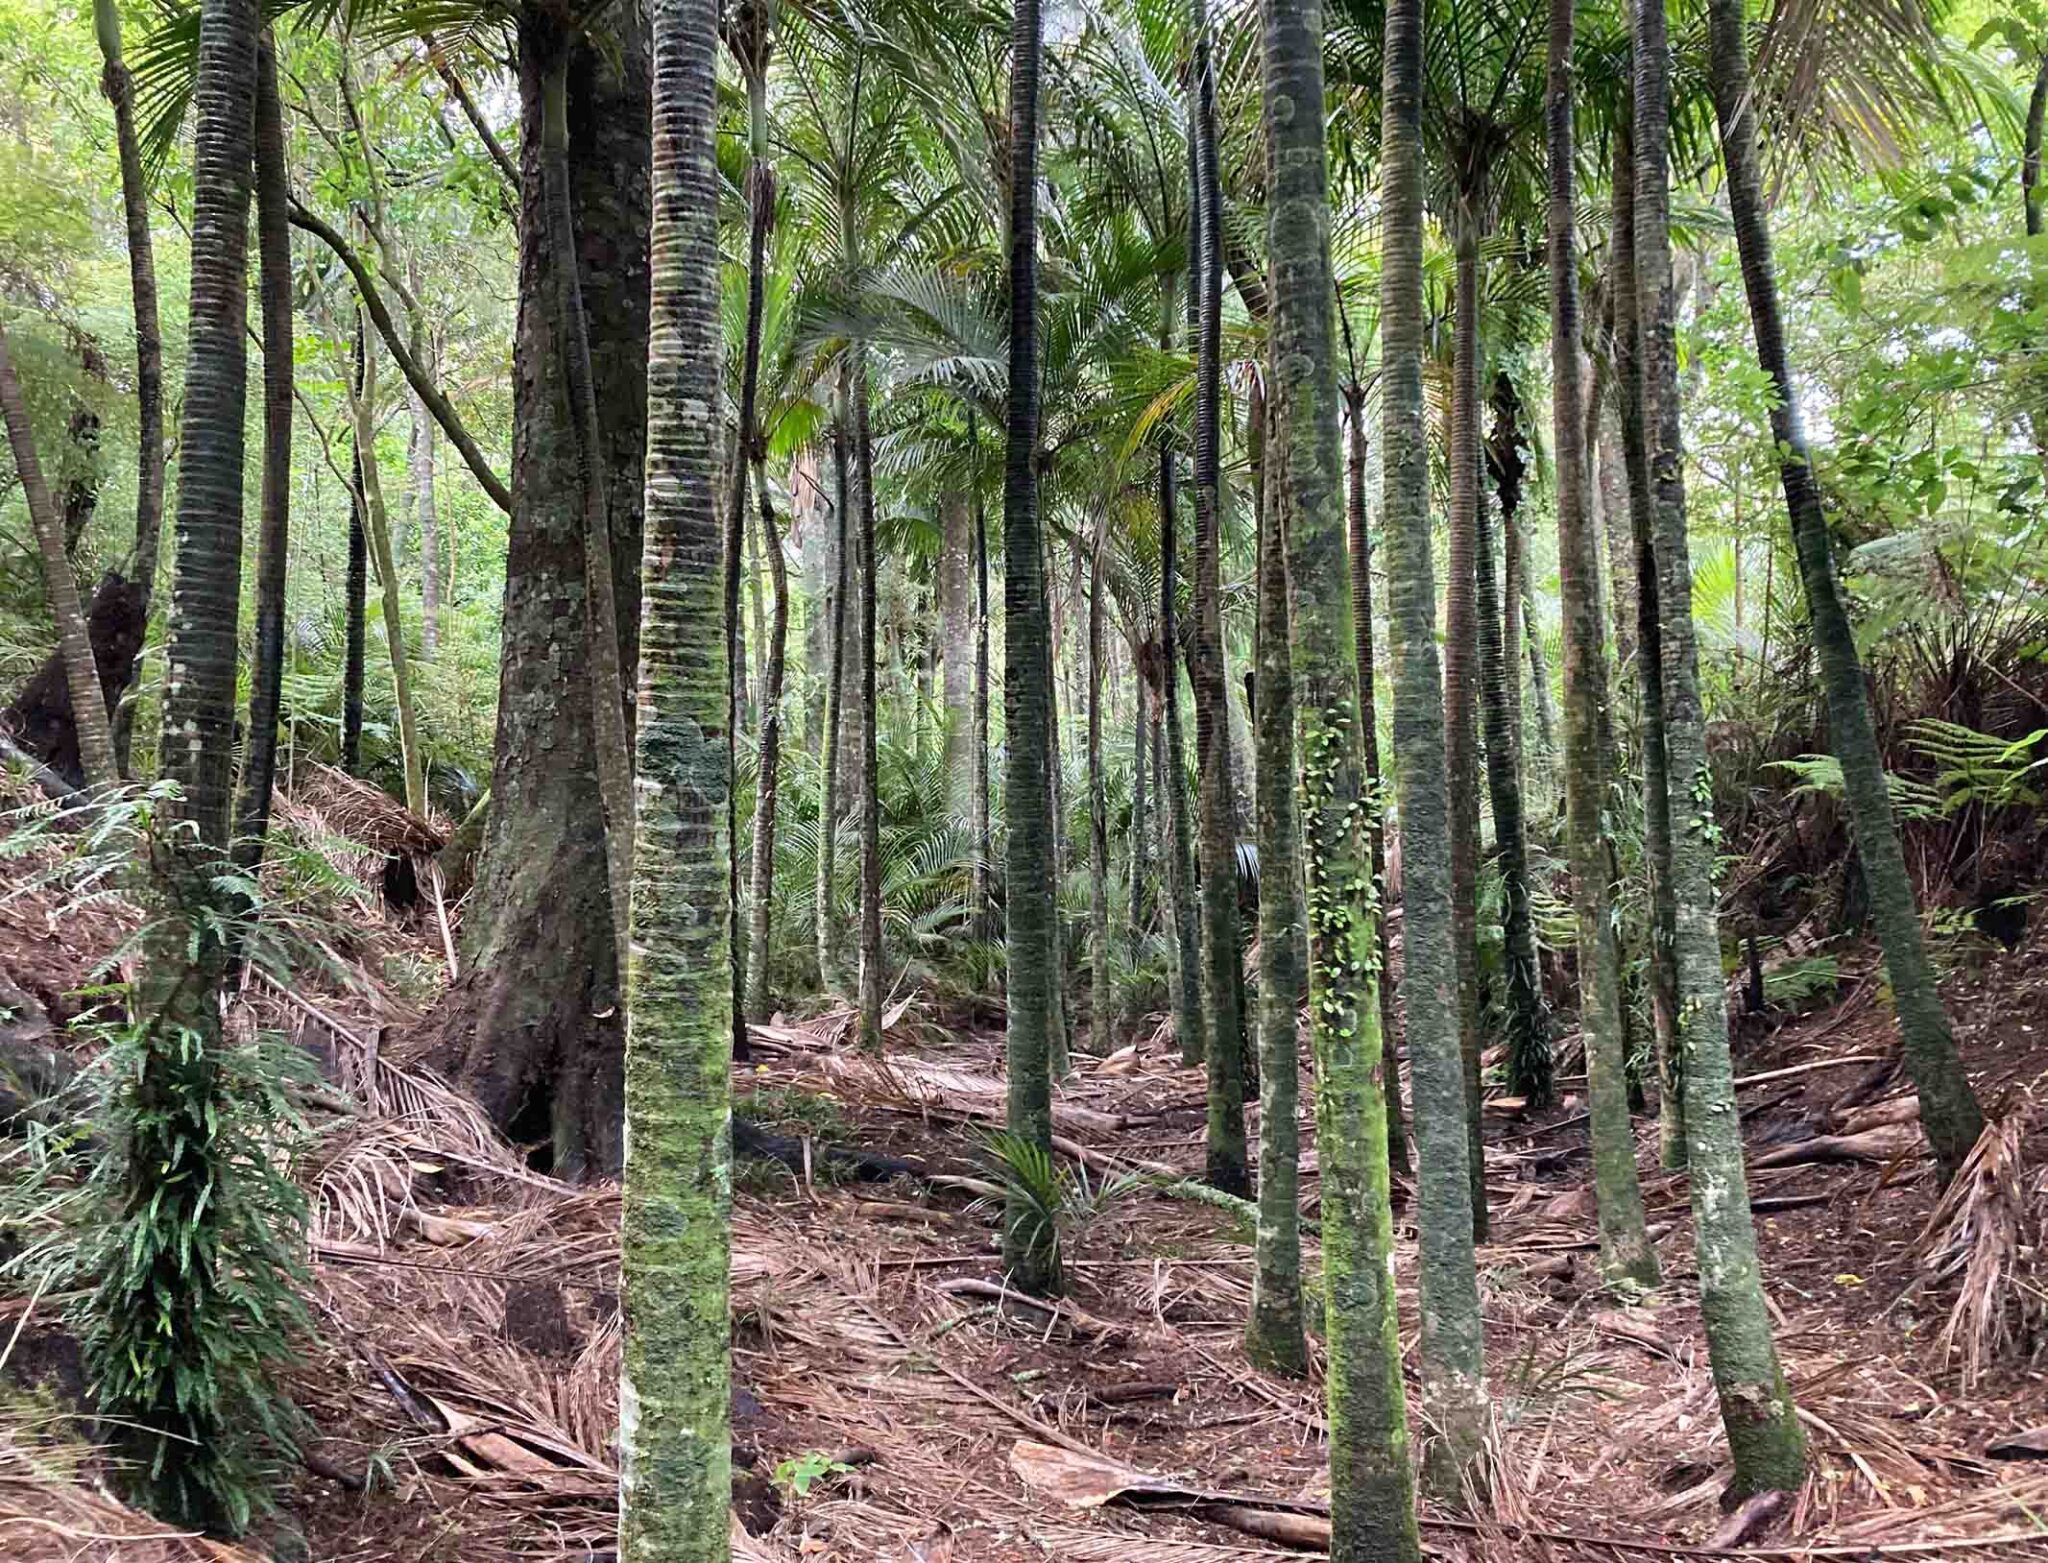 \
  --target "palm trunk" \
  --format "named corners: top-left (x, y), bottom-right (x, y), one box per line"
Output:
top-left (1001, 0), bottom-right (1059, 1294)
top-left (1158, 281), bottom-right (1206, 1067)
top-left (1547, 0), bottom-right (1658, 1286)
top-left (1611, 134), bottom-right (1683, 1167)
top-left (1447, 232), bottom-right (1488, 1241)
top-left (1521, 552), bottom-right (1557, 769)
top-left (817, 386), bottom-right (851, 992)
top-left (343, 339), bottom-right (368, 776)
top-left (0, 330), bottom-right (115, 788)
top-left (1345, 385), bottom-right (1409, 1174)
top-left (1191, 9), bottom-right (1248, 1195)
top-left (234, 31), bottom-right (292, 861)
top-left (93, 0), bottom-right (163, 775)
top-left (1129, 653), bottom-right (1151, 967)
top-left (1635, 0), bottom-right (1806, 1493)
top-left (1382, 0), bottom-right (1487, 1489)
top-left (1497, 389), bottom-right (1531, 803)
top-left (1477, 371), bottom-right (1551, 1107)
top-left (745, 452), bottom-right (790, 1021)
top-left (941, 483), bottom-right (976, 814)
top-left (1707, 0), bottom-right (1983, 1178)
top-left (1087, 521), bottom-right (1113, 1056)
top-left (622, 0), bottom-right (730, 1538)
top-left (969, 409), bottom-right (993, 934)
top-left (854, 347), bottom-right (885, 1055)
top-left (410, 385), bottom-right (442, 660)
